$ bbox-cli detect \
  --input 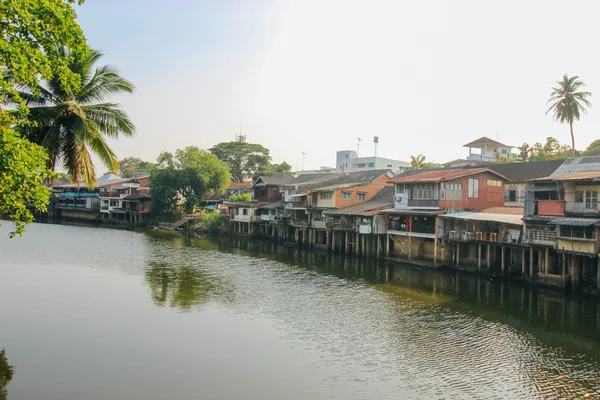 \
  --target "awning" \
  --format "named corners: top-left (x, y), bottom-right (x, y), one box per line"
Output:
top-left (549, 217), bottom-right (600, 227)
top-left (441, 212), bottom-right (523, 225)
top-left (289, 193), bottom-right (308, 198)
top-left (259, 201), bottom-right (283, 210)
top-left (378, 208), bottom-right (445, 216)
top-left (527, 183), bottom-right (559, 191)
